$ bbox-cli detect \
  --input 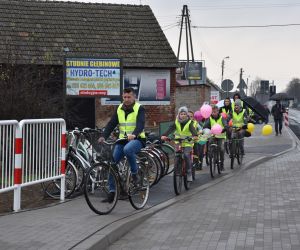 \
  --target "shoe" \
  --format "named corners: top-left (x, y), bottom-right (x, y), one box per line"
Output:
top-left (101, 192), bottom-right (115, 203)
top-left (187, 174), bottom-right (193, 182)
top-left (220, 162), bottom-right (224, 171)
top-left (132, 174), bottom-right (141, 186)
top-left (280, 131), bottom-right (282, 135)
top-left (276, 133), bottom-right (278, 136)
